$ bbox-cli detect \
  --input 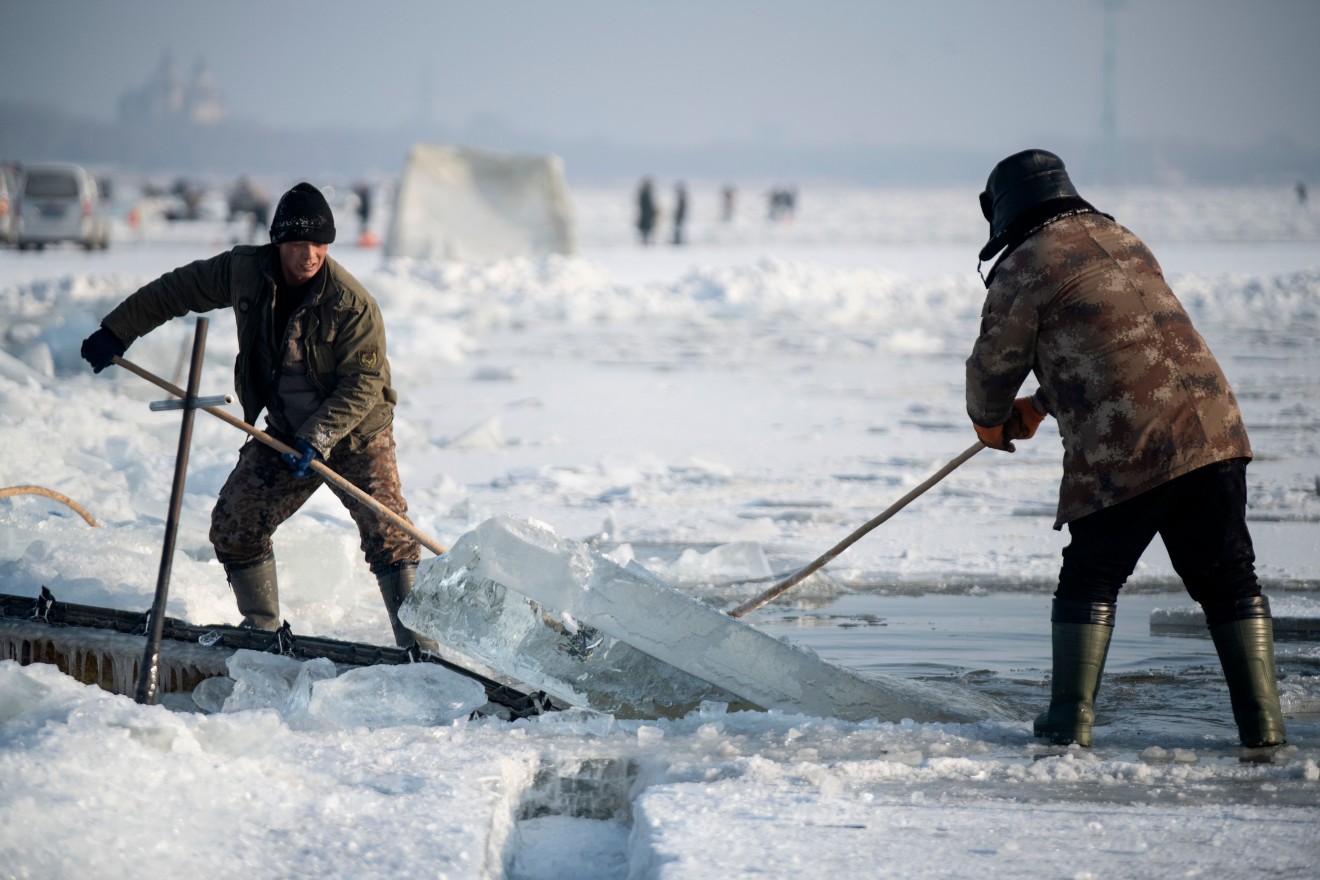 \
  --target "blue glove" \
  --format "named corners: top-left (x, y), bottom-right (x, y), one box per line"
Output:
top-left (281, 438), bottom-right (321, 478)
top-left (80, 327), bottom-right (127, 373)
